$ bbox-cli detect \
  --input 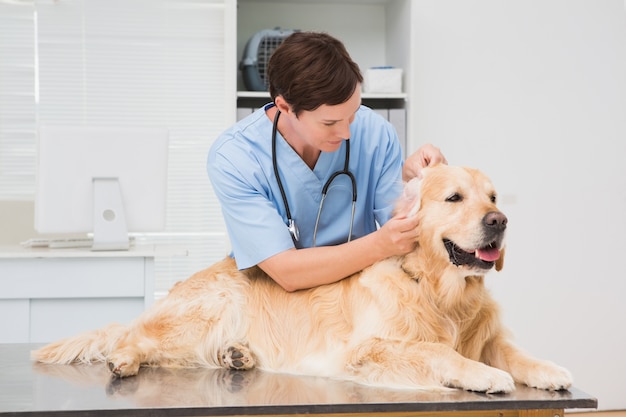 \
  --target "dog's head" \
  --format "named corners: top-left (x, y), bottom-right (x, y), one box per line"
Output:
top-left (401, 164), bottom-right (506, 275)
